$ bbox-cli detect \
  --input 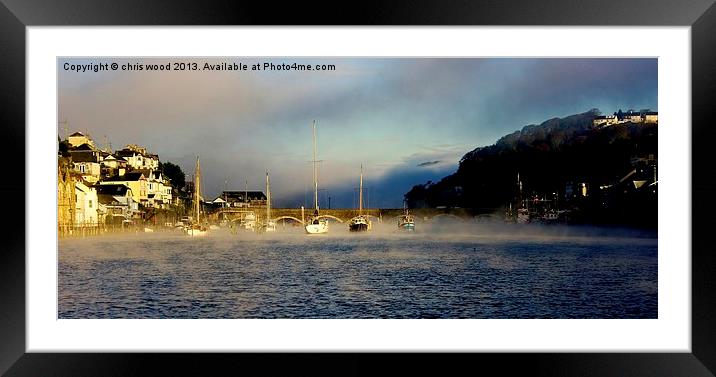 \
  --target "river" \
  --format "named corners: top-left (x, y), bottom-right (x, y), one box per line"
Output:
top-left (58, 222), bottom-right (657, 318)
